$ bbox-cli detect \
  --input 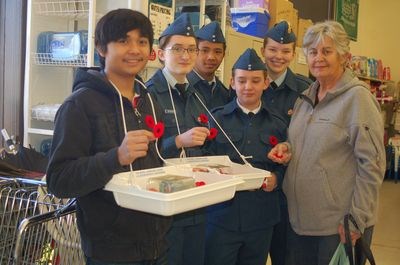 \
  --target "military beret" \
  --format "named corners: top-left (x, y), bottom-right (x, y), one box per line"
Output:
top-left (265, 20), bottom-right (296, 44)
top-left (233, 48), bottom-right (266, 71)
top-left (195, 21), bottom-right (225, 43)
top-left (159, 13), bottom-right (195, 41)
